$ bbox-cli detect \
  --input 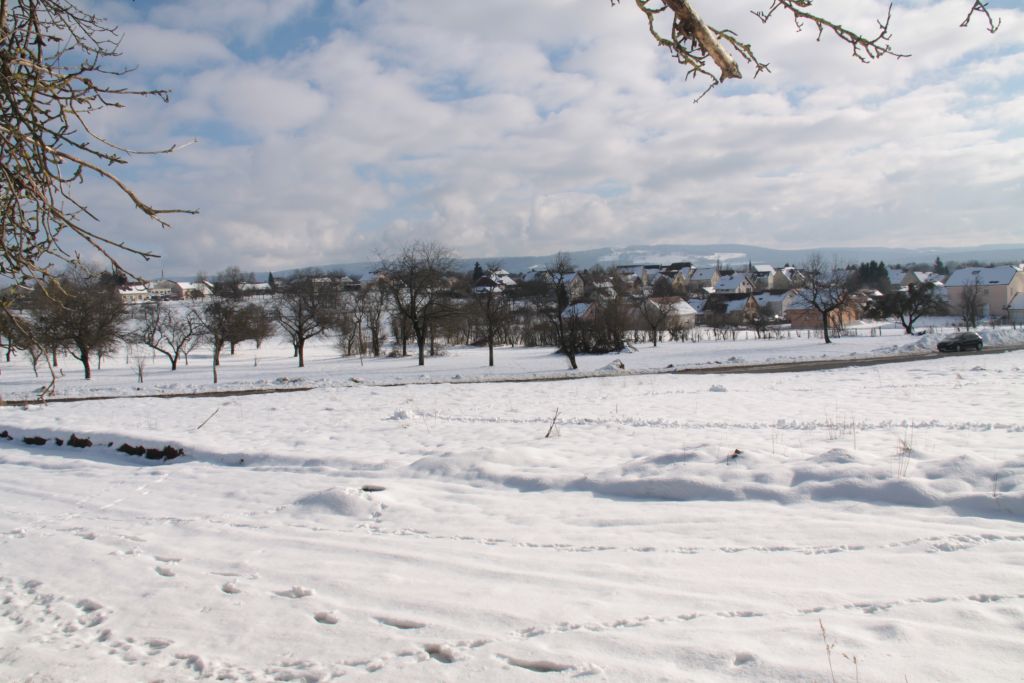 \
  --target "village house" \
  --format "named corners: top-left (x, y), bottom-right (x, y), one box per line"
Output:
top-left (944, 265), bottom-right (1024, 320)
top-left (180, 281), bottom-right (214, 299)
top-left (687, 266), bottom-right (720, 292)
top-left (786, 296), bottom-right (861, 330)
top-left (561, 301), bottom-right (596, 322)
top-left (146, 279), bottom-right (184, 300)
top-left (1008, 292), bottom-right (1024, 325)
top-left (713, 272), bottom-right (755, 295)
top-left (472, 270), bottom-right (516, 295)
top-left (119, 284), bottom-right (149, 304)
